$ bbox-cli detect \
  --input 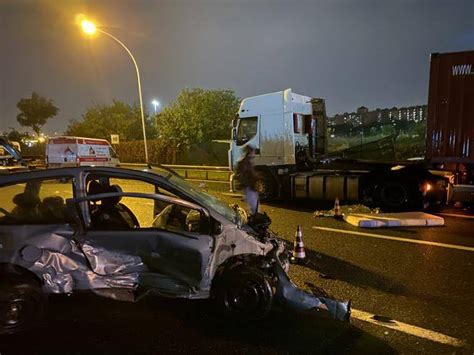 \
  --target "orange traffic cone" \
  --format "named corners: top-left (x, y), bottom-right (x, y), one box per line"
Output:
top-left (334, 197), bottom-right (343, 219)
top-left (291, 225), bottom-right (307, 265)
